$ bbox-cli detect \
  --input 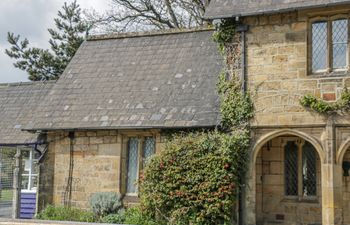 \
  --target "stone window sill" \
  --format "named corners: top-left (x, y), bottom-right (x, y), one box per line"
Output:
top-left (308, 70), bottom-right (350, 78)
top-left (282, 196), bottom-right (319, 204)
top-left (123, 194), bottom-right (139, 204)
